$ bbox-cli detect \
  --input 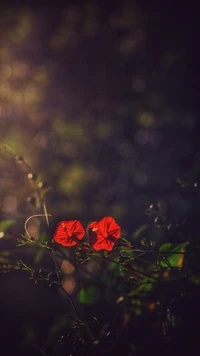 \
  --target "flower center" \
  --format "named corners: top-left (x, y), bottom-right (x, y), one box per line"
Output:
top-left (92, 227), bottom-right (107, 238)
